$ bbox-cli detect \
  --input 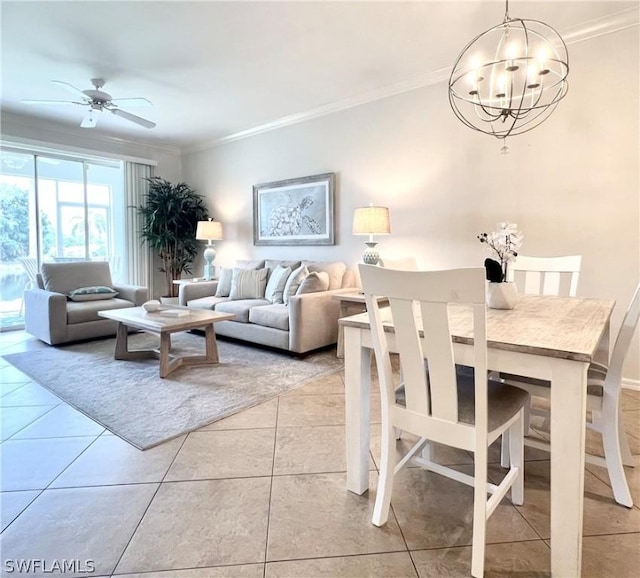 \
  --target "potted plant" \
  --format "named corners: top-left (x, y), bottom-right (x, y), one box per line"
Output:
top-left (477, 222), bottom-right (523, 309)
top-left (137, 177), bottom-right (209, 299)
